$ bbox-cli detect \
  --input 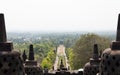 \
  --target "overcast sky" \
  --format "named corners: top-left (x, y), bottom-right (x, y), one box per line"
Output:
top-left (0, 0), bottom-right (120, 32)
